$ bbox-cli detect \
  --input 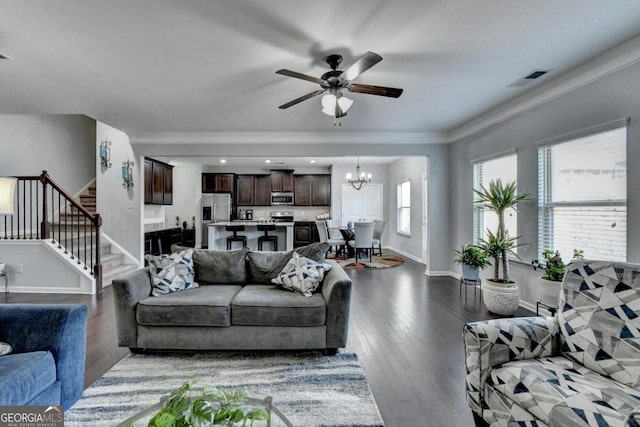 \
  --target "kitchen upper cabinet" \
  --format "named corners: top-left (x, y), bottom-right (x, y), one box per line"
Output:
top-left (145, 157), bottom-right (173, 205)
top-left (294, 175), bottom-right (312, 206)
top-left (271, 170), bottom-right (294, 192)
top-left (294, 174), bottom-right (331, 206)
top-left (202, 173), bottom-right (234, 193)
top-left (237, 175), bottom-right (271, 206)
top-left (254, 175), bottom-right (271, 206)
top-left (144, 160), bottom-right (153, 204)
top-left (312, 175), bottom-right (331, 206)
top-left (236, 175), bottom-right (255, 206)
